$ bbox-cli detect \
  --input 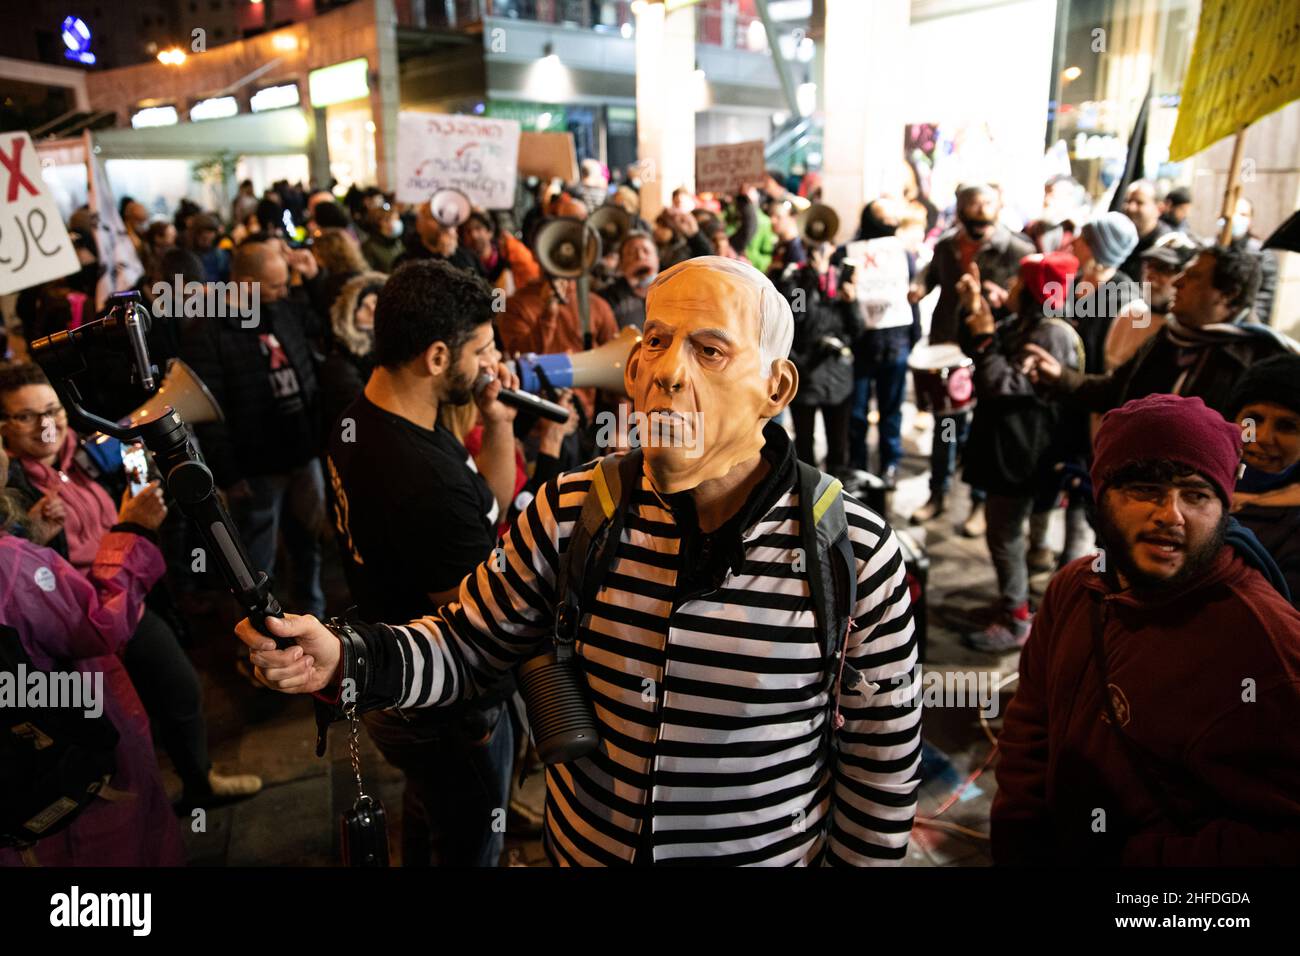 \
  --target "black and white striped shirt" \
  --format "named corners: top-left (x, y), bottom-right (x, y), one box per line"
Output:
top-left (379, 456), bottom-right (922, 865)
